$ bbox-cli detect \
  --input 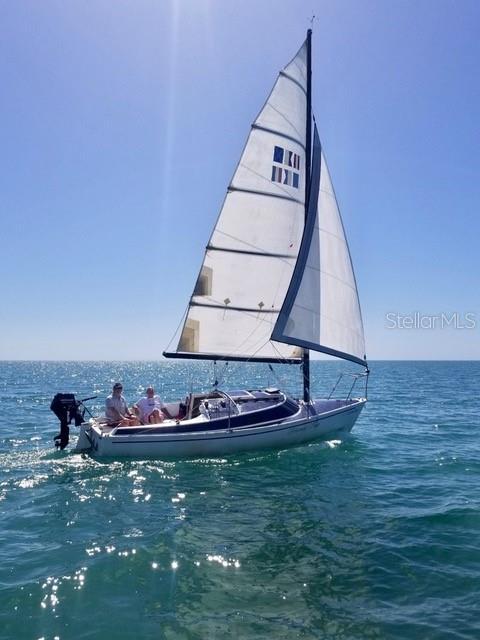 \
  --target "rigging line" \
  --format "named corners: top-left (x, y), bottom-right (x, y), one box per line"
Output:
top-left (224, 308), bottom-right (280, 360)
top-left (163, 302), bottom-right (190, 352)
top-left (267, 361), bottom-right (296, 398)
top-left (230, 331), bottom-right (297, 365)
top-left (269, 343), bottom-right (305, 397)
top-left (270, 340), bottom-right (298, 366)
top-left (212, 360), bottom-right (229, 390)
top-left (271, 341), bottom-right (311, 398)
top-left (267, 362), bottom-right (284, 392)
top-left (271, 343), bottom-right (297, 365)
top-left (225, 326), bottom-right (266, 359)
top-left (215, 360), bottom-right (230, 389)
top-left (244, 339), bottom-right (273, 364)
